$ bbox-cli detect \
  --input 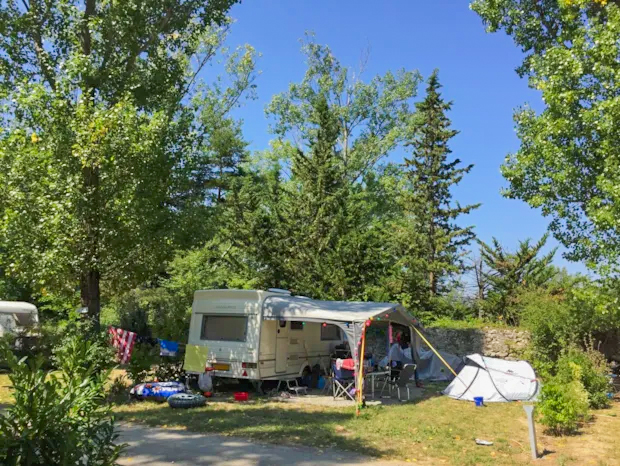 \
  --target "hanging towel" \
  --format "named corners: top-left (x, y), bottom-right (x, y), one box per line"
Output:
top-left (159, 339), bottom-right (179, 357)
top-left (108, 327), bottom-right (137, 364)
